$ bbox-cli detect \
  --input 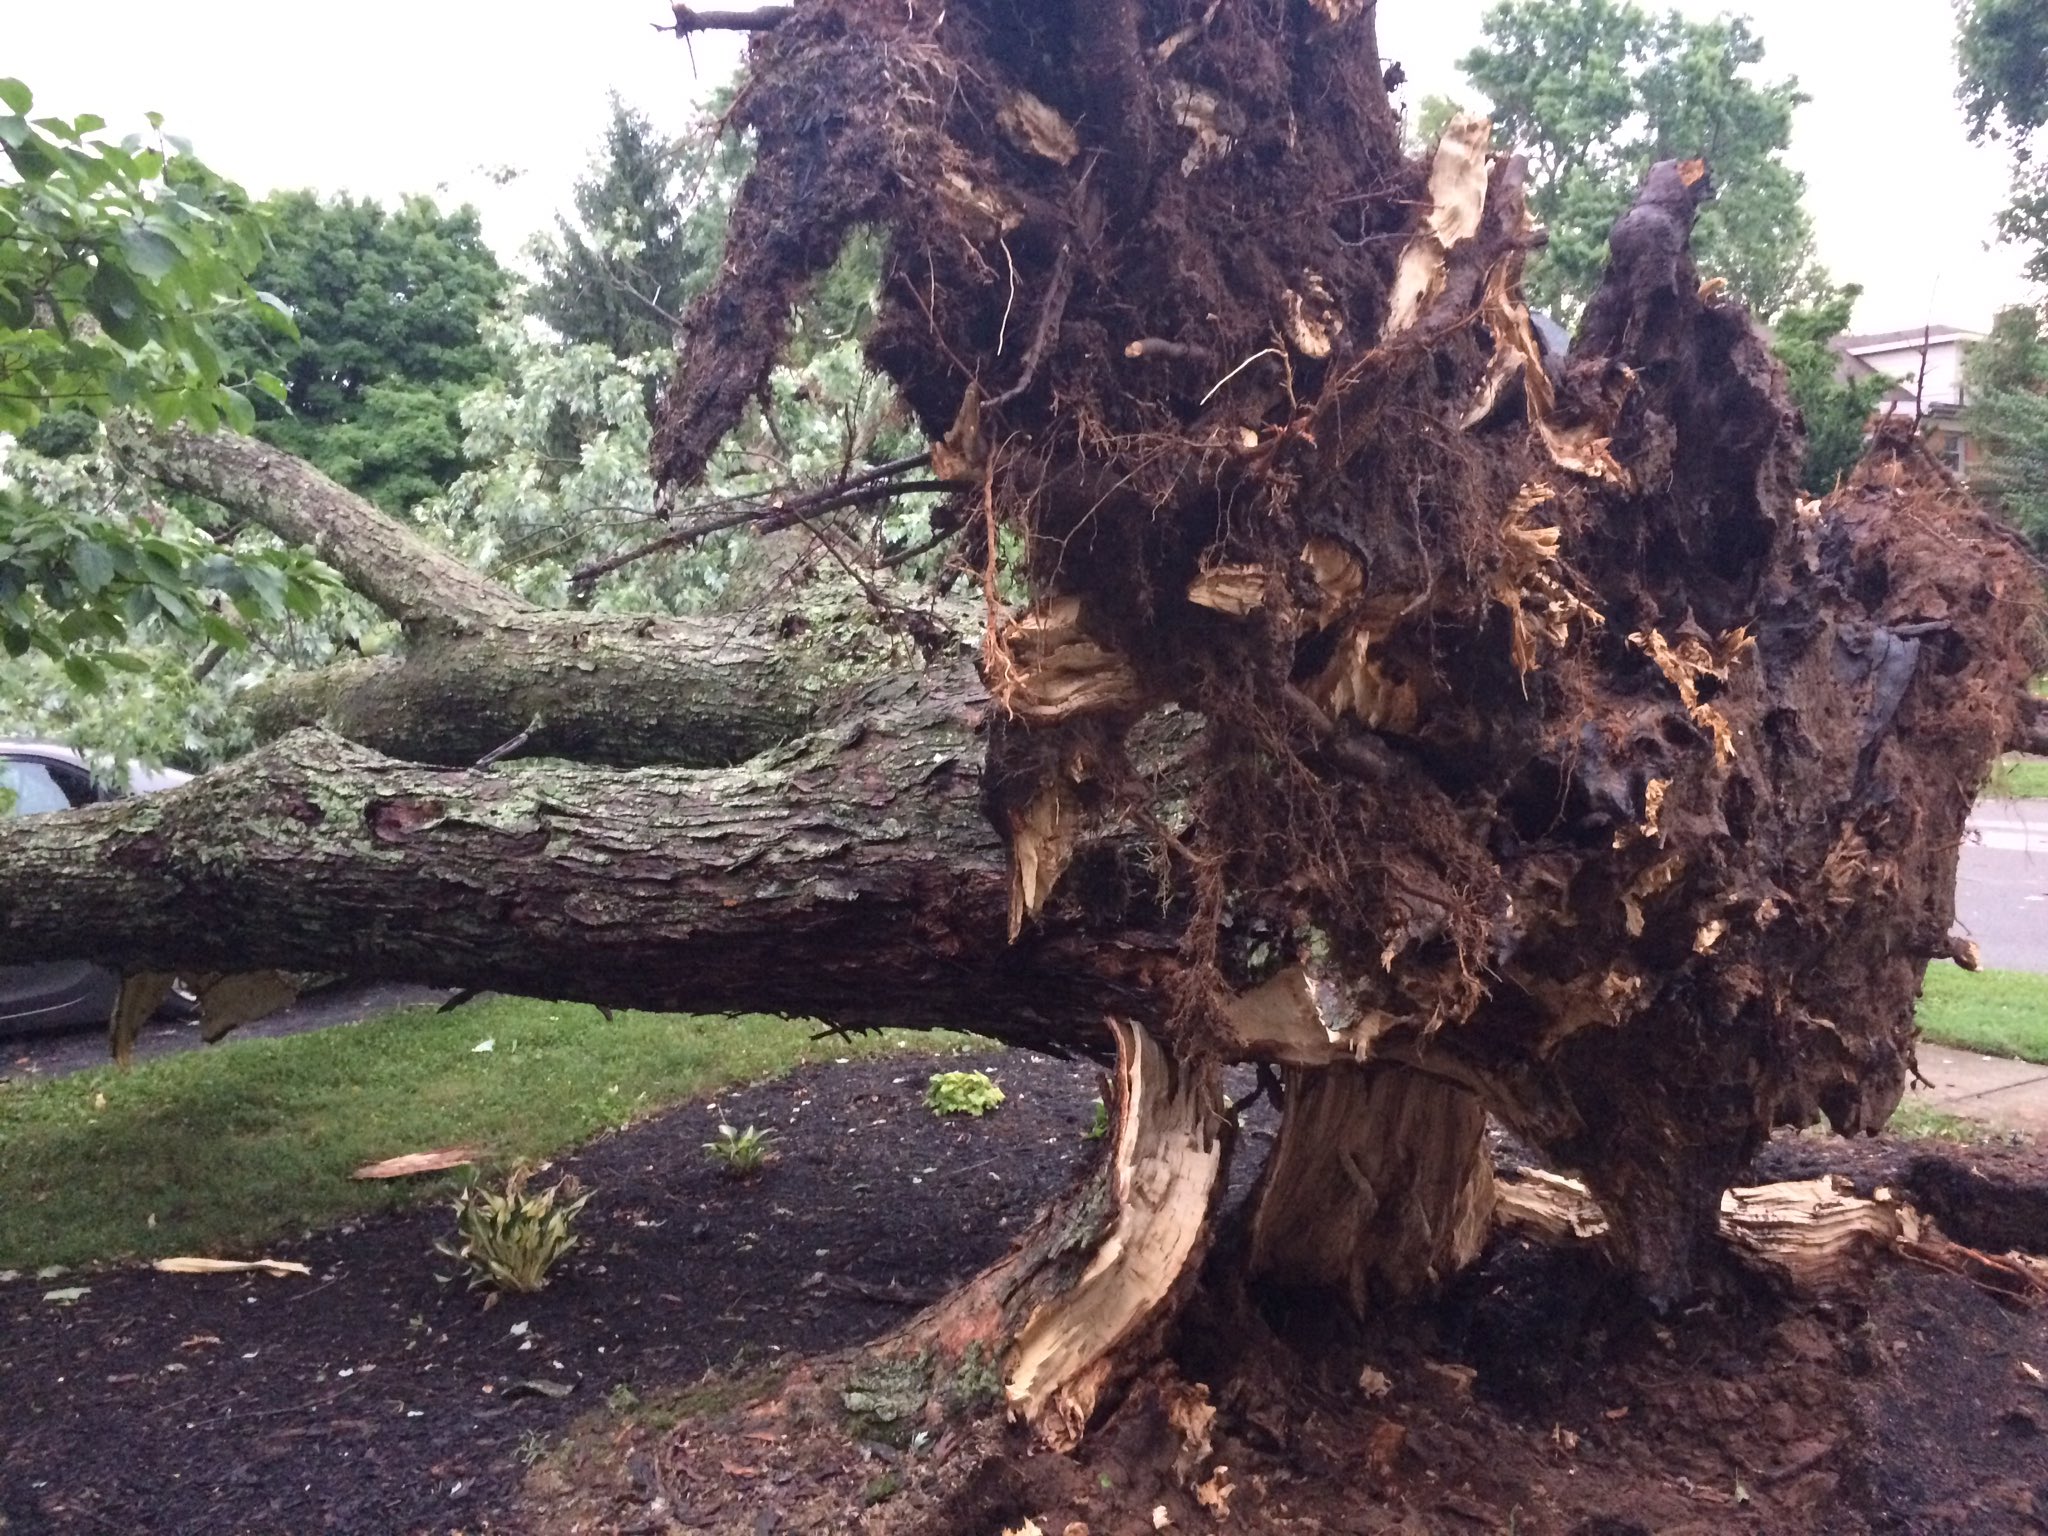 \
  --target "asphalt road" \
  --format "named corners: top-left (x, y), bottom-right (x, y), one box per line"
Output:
top-left (1, 980), bottom-right (450, 1083)
top-left (1957, 803), bottom-right (2048, 974)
